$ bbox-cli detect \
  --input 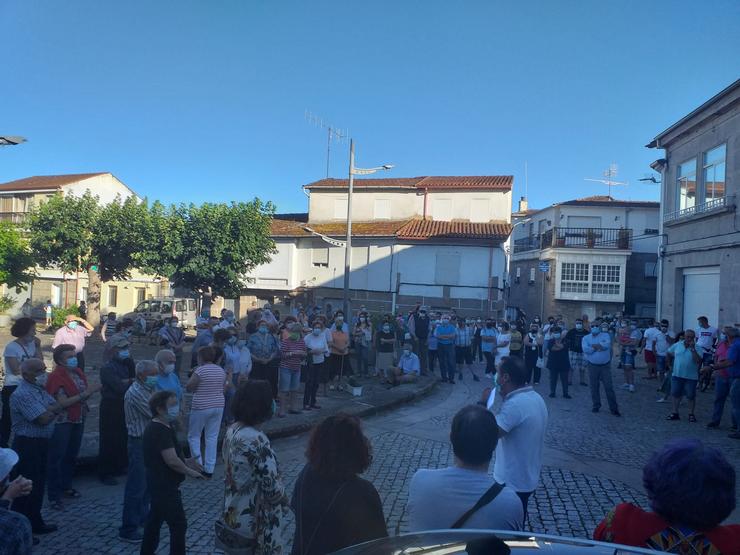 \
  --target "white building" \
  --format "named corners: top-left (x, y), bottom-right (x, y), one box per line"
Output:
top-left (246, 176), bottom-right (513, 317)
